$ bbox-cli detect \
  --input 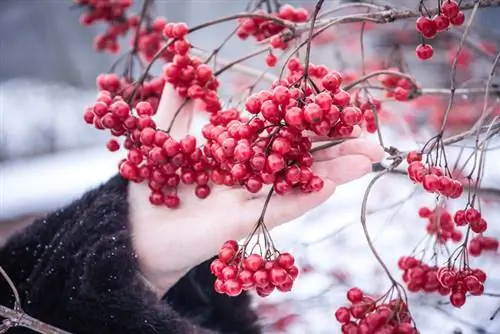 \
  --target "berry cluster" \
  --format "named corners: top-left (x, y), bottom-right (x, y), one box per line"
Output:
top-left (202, 112), bottom-right (323, 194)
top-left (210, 240), bottom-right (299, 297)
top-left (282, 58), bottom-right (361, 137)
top-left (132, 17), bottom-right (176, 62)
top-left (84, 93), bottom-right (212, 206)
top-left (417, 206), bottom-right (462, 244)
top-left (236, 5), bottom-right (308, 45)
top-left (399, 256), bottom-right (487, 308)
top-left (75, 0), bottom-right (134, 53)
top-left (162, 24), bottom-right (222, 114)
top-left (334, 287), bottom-right (417, 334)
top-left (399, 257), bottom-right (442, 294)
top-left (355, 97), bottom-right (381, 134)
top-left (378, 70), bottom-right (416, 101)
top-left (453, 207), bottom-right (488, 233)
top-left (406, 151), bottom-right (464, 198)
top-left (96, 73), bottom-right (165, 112)
top-left (469, 235), bottom-right (499, 256)
top-left (415, 0), bottom-right (465, 60)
